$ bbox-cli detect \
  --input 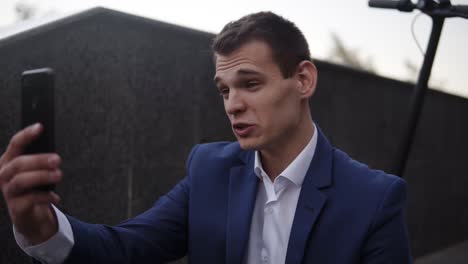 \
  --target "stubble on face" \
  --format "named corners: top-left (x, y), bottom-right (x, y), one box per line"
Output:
top-left (214, 40), bottom-right (303, 152)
